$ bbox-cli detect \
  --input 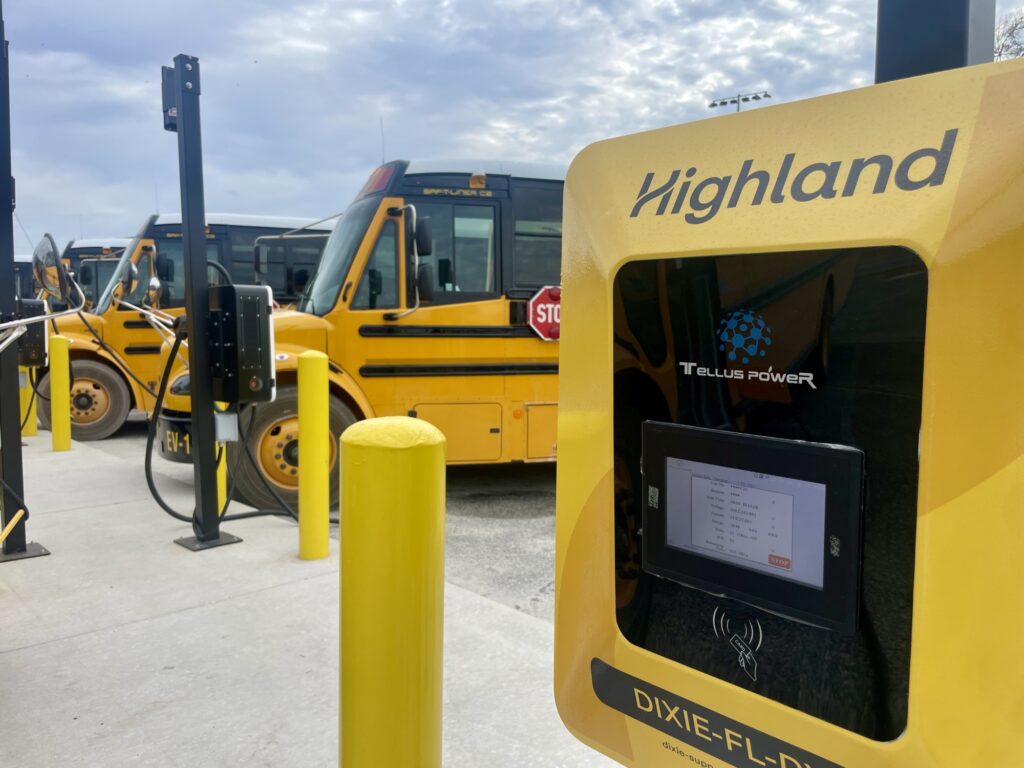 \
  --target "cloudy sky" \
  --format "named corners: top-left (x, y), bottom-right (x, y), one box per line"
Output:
top-left (4, 0), bottom-right (1021, 251)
